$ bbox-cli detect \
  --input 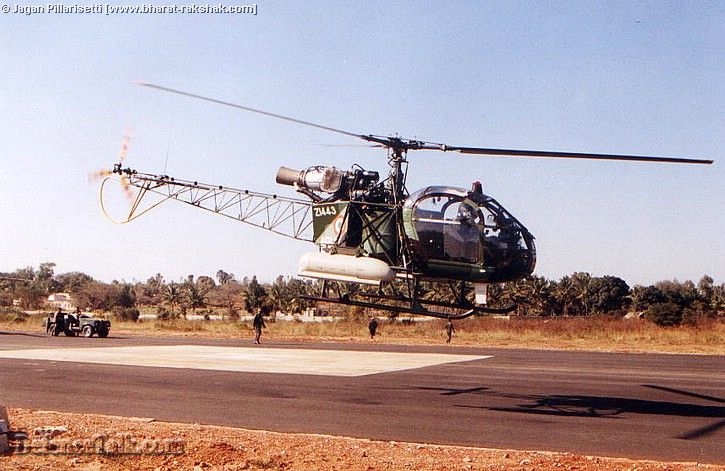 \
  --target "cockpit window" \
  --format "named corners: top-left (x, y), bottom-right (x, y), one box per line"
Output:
top-left (413, 195), bottom-right (482, 263)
